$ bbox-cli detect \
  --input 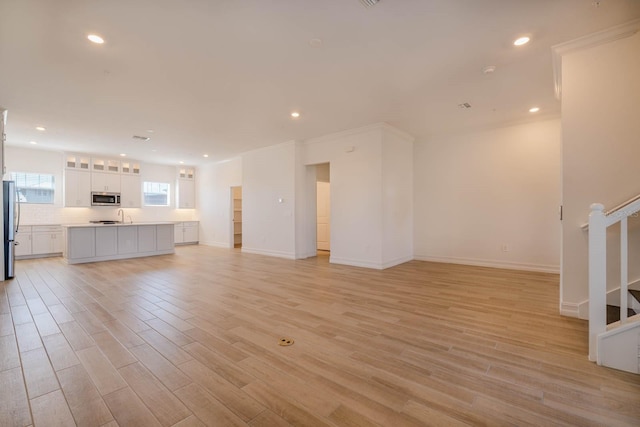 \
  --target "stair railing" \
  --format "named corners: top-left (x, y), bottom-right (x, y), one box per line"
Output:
top-left (588, 195), bottom-right (640, 361)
